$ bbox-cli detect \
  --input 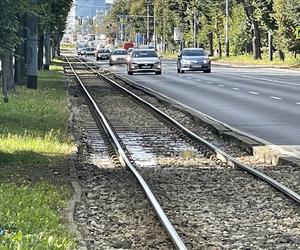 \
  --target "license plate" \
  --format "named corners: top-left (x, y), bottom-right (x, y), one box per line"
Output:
top-left (192, 64), bottom-right (202, 68)
top-left (142, 65), bottom-right (151, 69)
